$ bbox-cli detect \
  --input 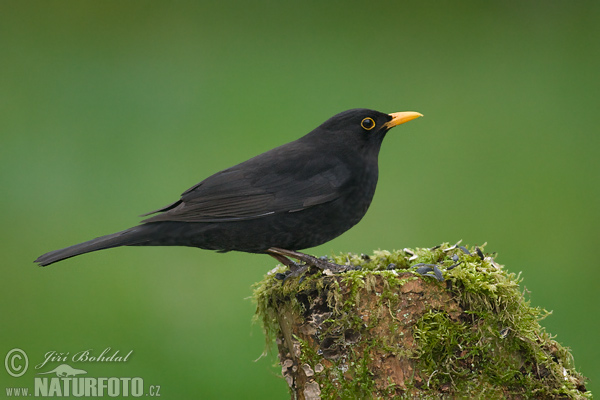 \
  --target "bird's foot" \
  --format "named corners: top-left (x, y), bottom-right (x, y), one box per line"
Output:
top-left (275, 264), bottom-right (310, 282)
top-left (268, 248), bottom-right (348, 276)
